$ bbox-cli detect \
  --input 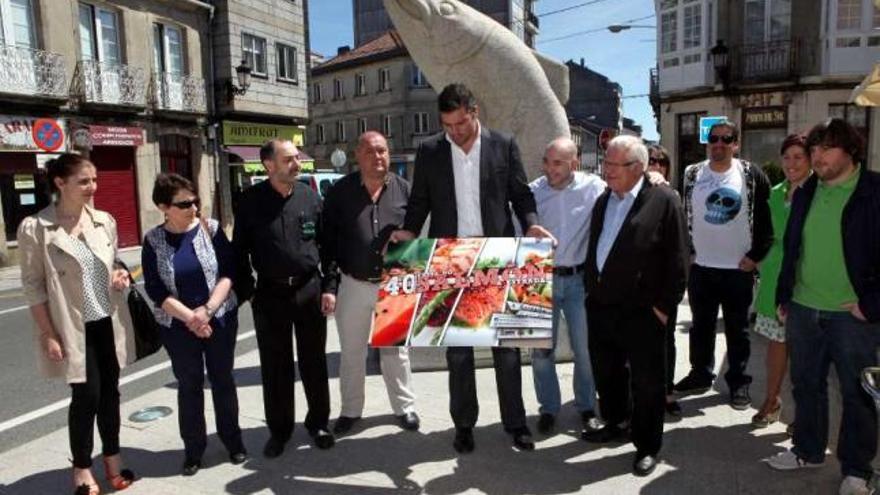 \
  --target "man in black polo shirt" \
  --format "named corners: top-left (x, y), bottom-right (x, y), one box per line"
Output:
top-left (320, 131), bottom-right (419, 436)
top-left (233, 138), bottom-right (335, 458)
